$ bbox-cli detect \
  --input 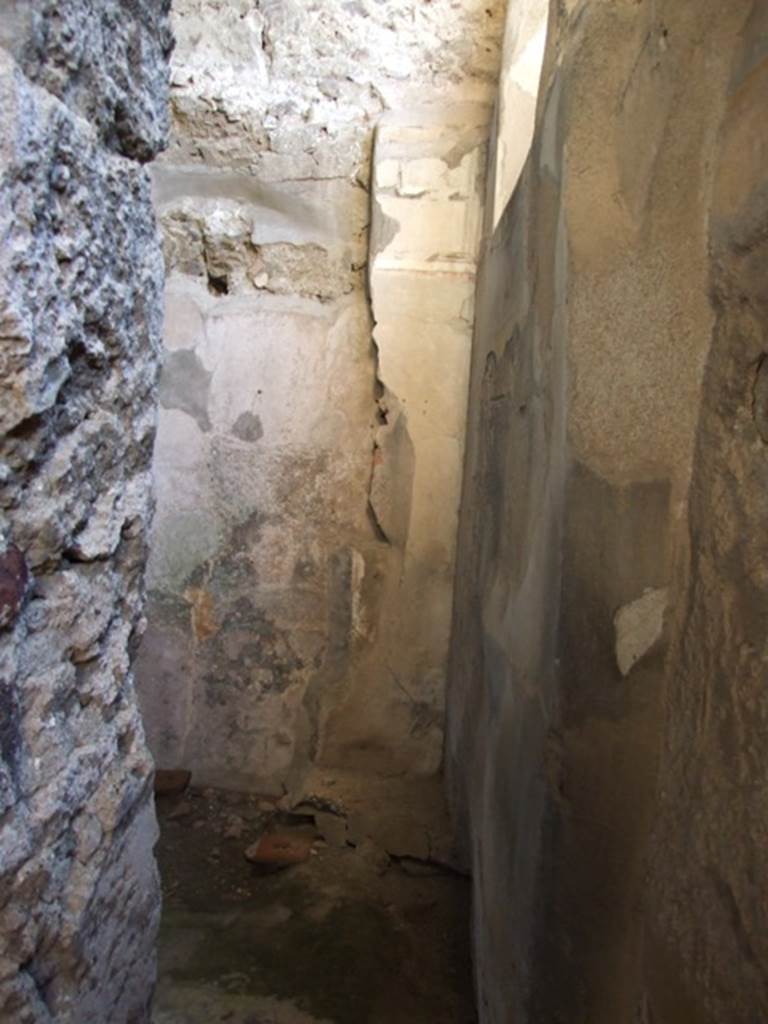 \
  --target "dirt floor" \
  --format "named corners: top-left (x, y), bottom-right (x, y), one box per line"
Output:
top-left (152, 770), bottom-right (477, 1024)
